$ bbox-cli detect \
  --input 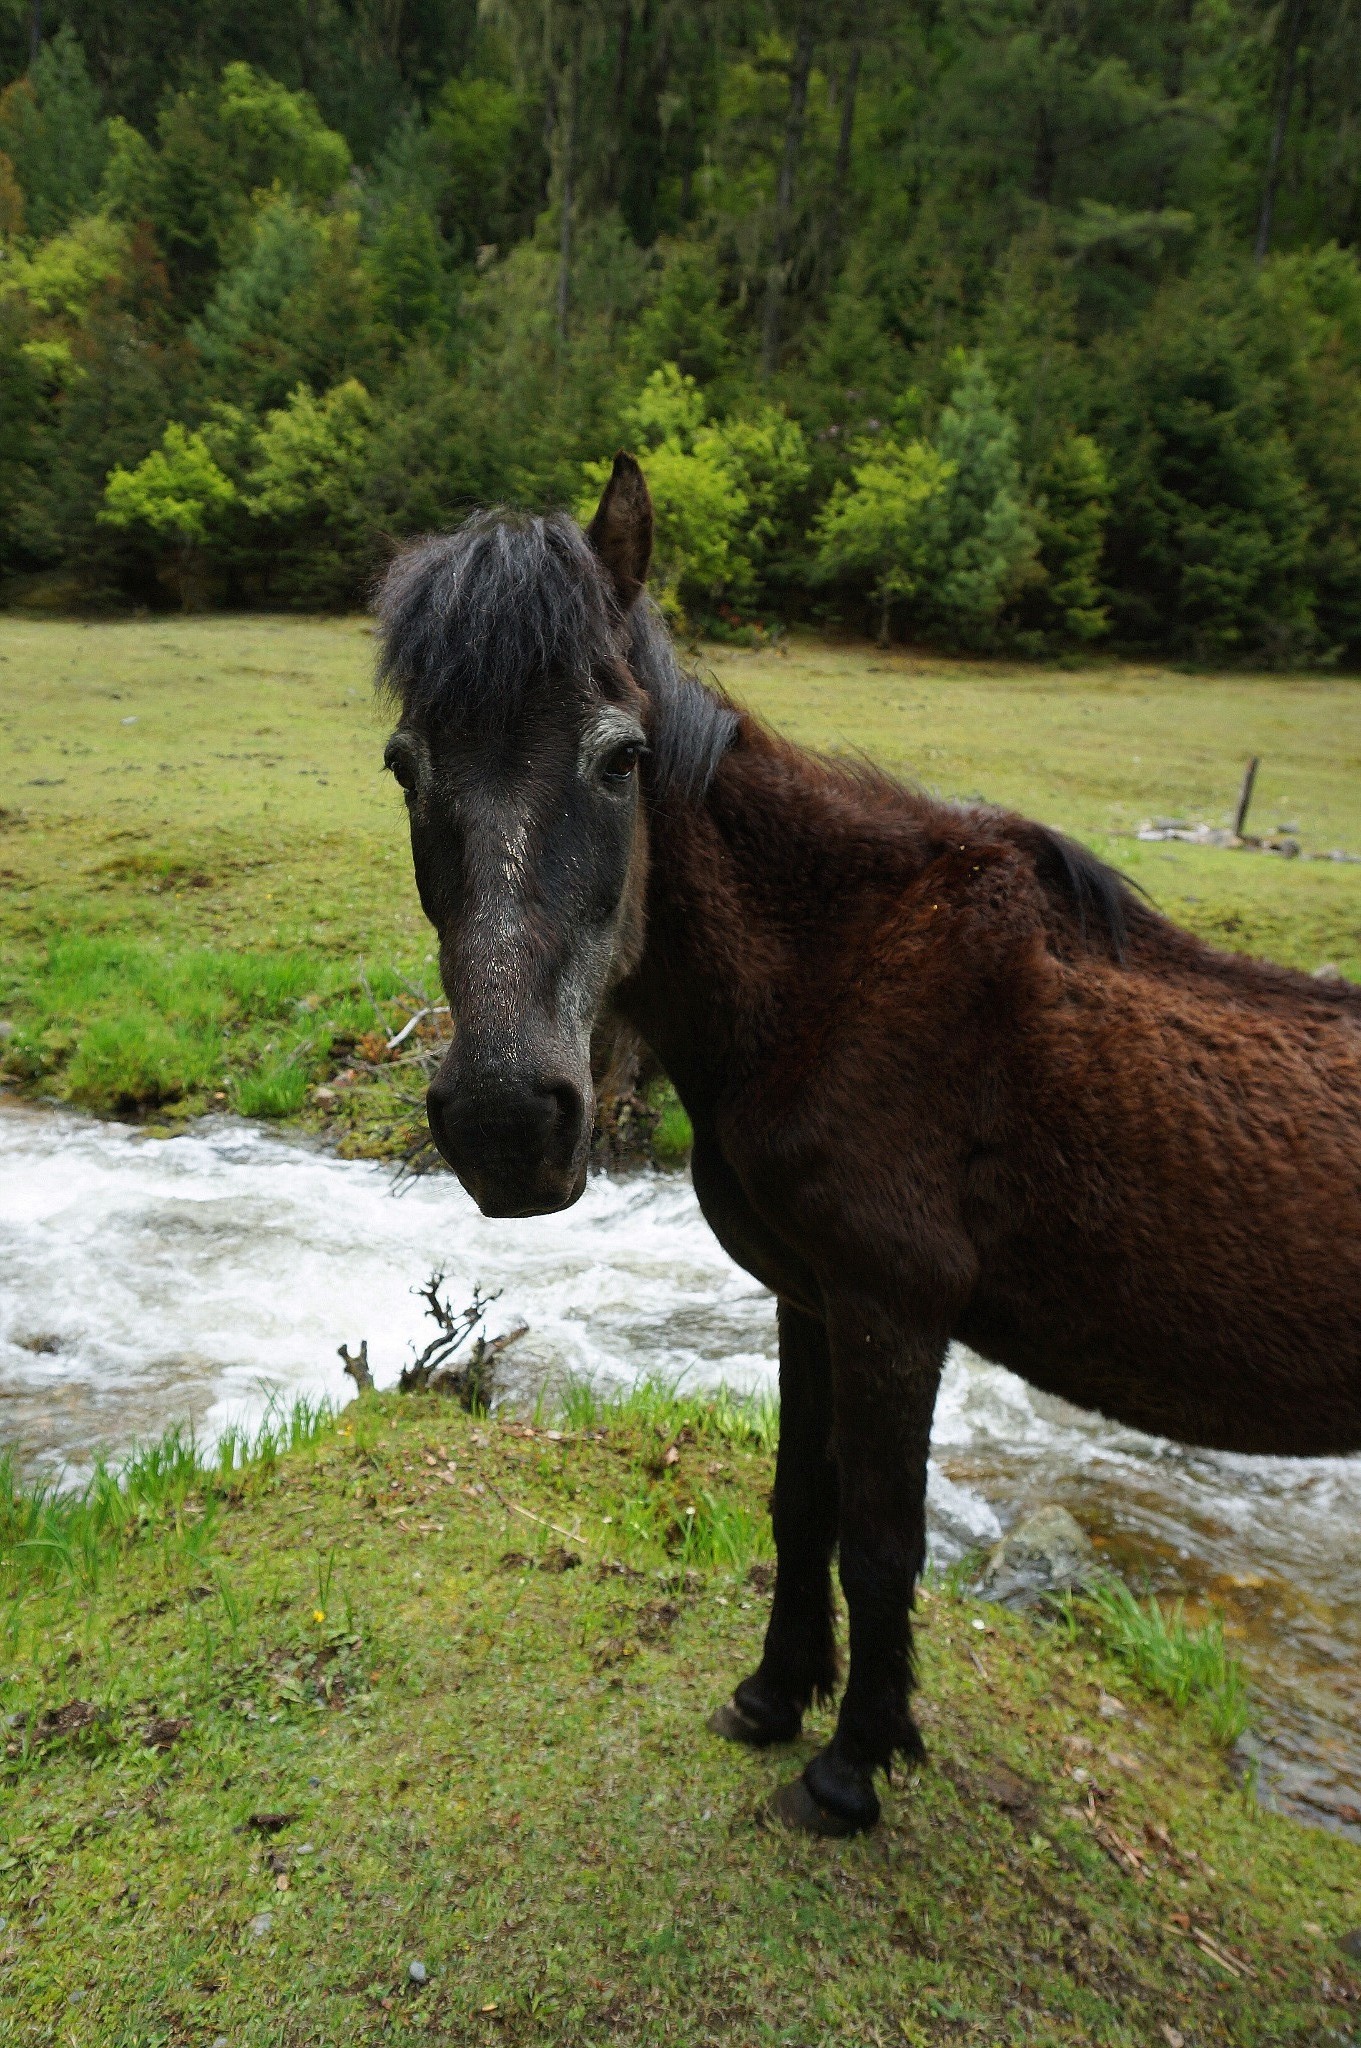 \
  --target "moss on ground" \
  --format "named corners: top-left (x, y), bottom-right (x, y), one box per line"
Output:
top-left (1, 1396), bottom-right (1359, 2046)
top-left (3, 619), bottom-right (1361, 1155)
